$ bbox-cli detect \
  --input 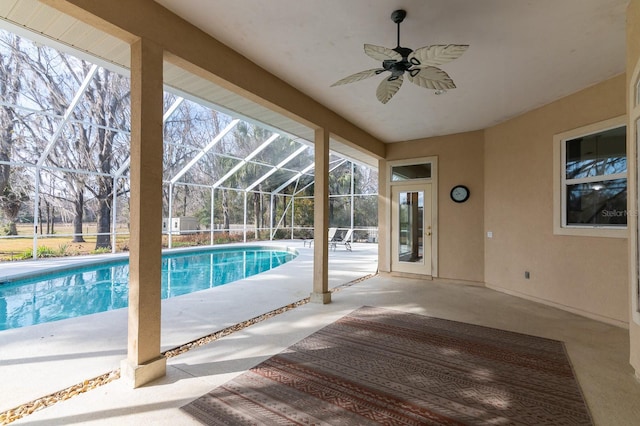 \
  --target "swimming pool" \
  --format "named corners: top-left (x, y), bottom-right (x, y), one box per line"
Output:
top-left (0, 246), bottom-right (297, 331)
